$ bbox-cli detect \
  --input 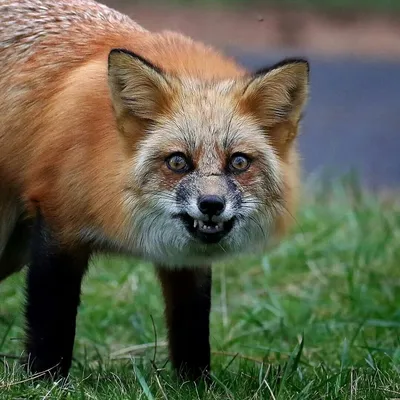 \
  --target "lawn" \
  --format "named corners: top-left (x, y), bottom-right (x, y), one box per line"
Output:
top-left (1, 176), bottom-right (400, 399)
